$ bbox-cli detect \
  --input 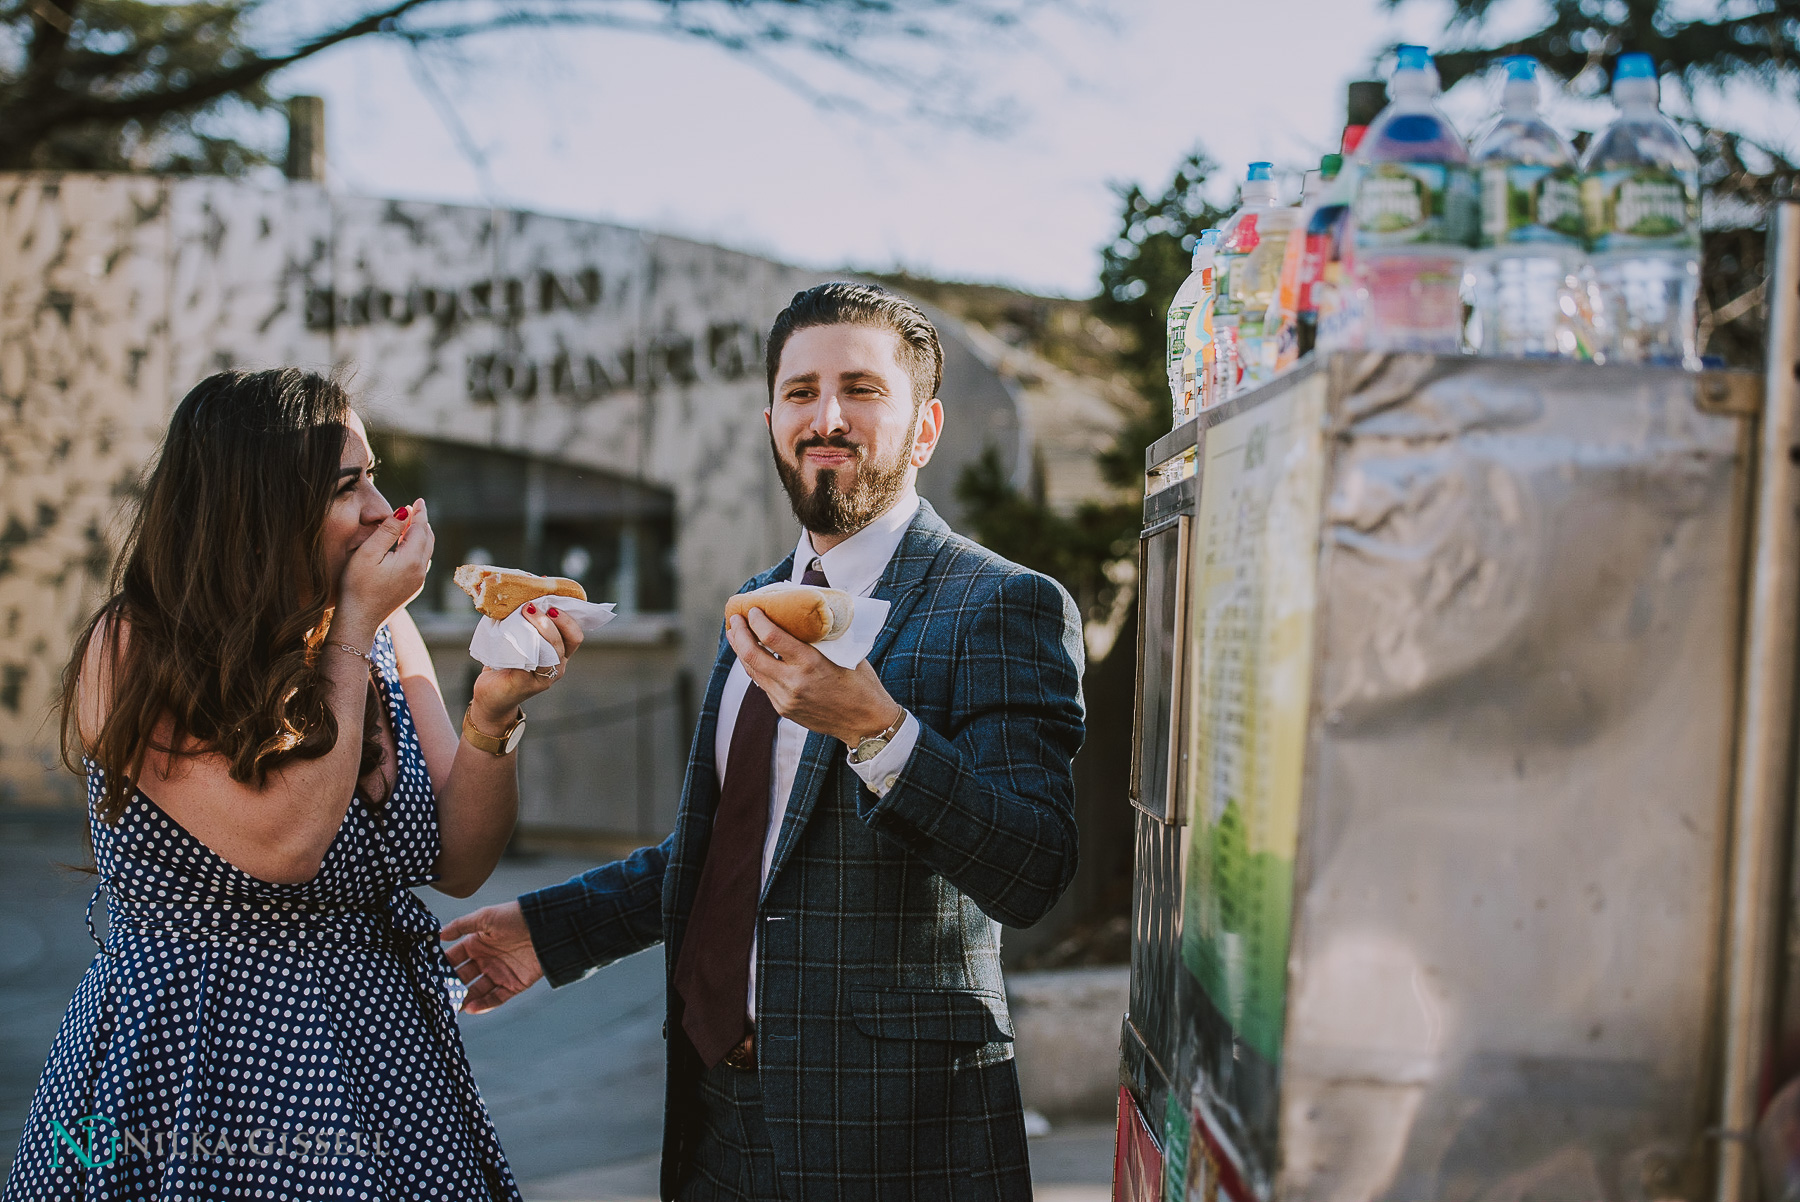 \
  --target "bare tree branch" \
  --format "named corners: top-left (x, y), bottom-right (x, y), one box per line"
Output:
top-left (0, 0), bottom-right (1054, 170)
top-left (17, 1), bottom-right (432, 125)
